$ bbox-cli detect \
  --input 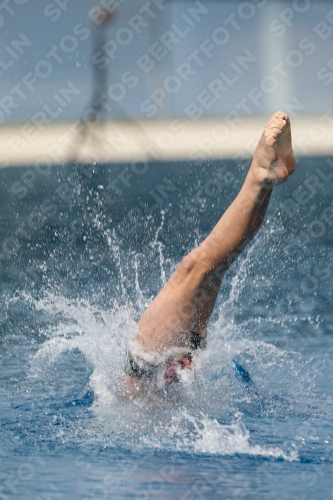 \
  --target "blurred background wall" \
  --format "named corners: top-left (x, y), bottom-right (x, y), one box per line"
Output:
top-left (0, 0), bottom-right (332, 164)
top-left (1, 0), bottom-right (333, 121)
